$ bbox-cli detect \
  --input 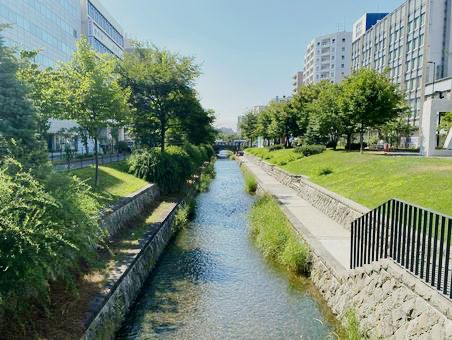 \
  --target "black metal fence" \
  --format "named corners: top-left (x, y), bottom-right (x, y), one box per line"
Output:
top-left (351, 198), bottom-right (452, 298)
